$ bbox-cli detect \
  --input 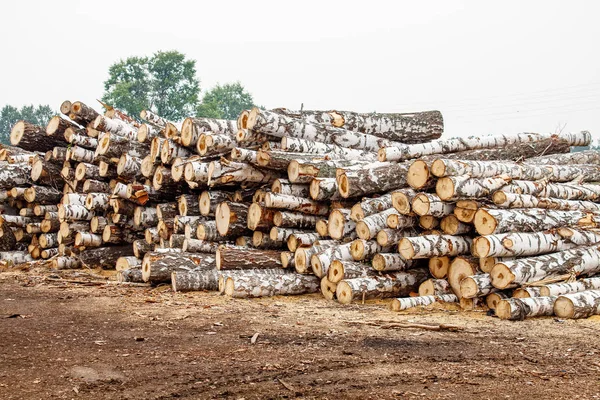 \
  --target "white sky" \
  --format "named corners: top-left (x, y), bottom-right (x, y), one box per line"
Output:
top-left (1, 0), bottom-right (599, 140)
